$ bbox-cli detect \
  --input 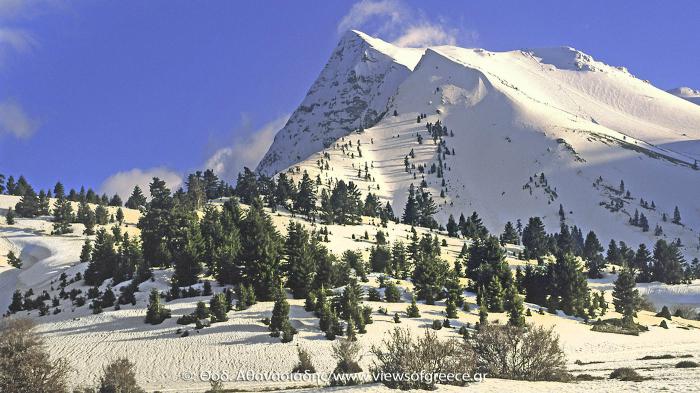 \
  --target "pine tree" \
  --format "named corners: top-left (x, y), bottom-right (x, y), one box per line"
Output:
top-left (612, 265), bottom-right (640, 326)
top-left (144, 289), bottom-right (171, 324)
top-left (51, 196), bottom-right (74, 235)
top-left (285, 221), bottom-right (316, 298)
top-left (295, 171), bottom-right (317, 217)
top-left (401, 184), bottom-right (419, 226)
top-left (500, 221), bottom-right (520, 245)
top-left (446, 214), bottom-right (459, 237)
top-left (125, 186), bottom-right (147, 209)
top-left (15, 186), bottom-right (40, 217)
top-left (138, 178), bottom-right (174, 268)
top-left (550, 253), bottom-right (589, 317)
top-left (236, 167), bottom-right (260, 204)
top-left (672, 206), bottom-right (682, 225)
top-left (485, 275), bottom-right (504, 312)
top-left (8, 290), bottom-right (23, 313)
top-left (521, 217), bottom-right (548, 260)
top-left (115, 208), bottom-right (124, 225)
top-left (651, 239), bottom-right (685, 284)
top-left (239, 202), bottom-right (283, 300)
top-left (80, 238), bottom-right (93, 262)
top-left (171, 209), bottom-right (204, 287)
top-left (5, 207), bottom-right (14, 225)
top-left (445, 298), bottom-right (457, 318)
top-left (406, 294), bottom-right (421, 318)
top-left (269, 286), bottom-right (290, 334)
top-left (583, 231), bottom-right (605, 278)
top-left (505, 282), bottom-right (525, 327)
top-left (210, 293), bottom-right (230, 322)
top-left (632, 243), bottom-right (652, 282)
top-left (7, 251), bottom-right (22, 269)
